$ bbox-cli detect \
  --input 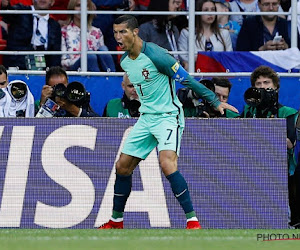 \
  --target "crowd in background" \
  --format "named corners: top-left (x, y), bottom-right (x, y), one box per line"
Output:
top-left (0, 0), bottom-right (298, 71)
